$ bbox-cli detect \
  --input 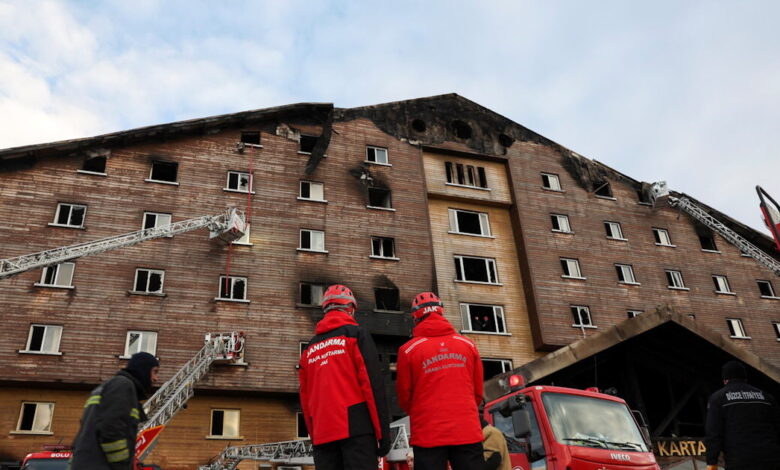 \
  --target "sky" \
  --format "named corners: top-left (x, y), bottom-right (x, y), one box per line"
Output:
top-left (1, 0), bottom-right (779, 235)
